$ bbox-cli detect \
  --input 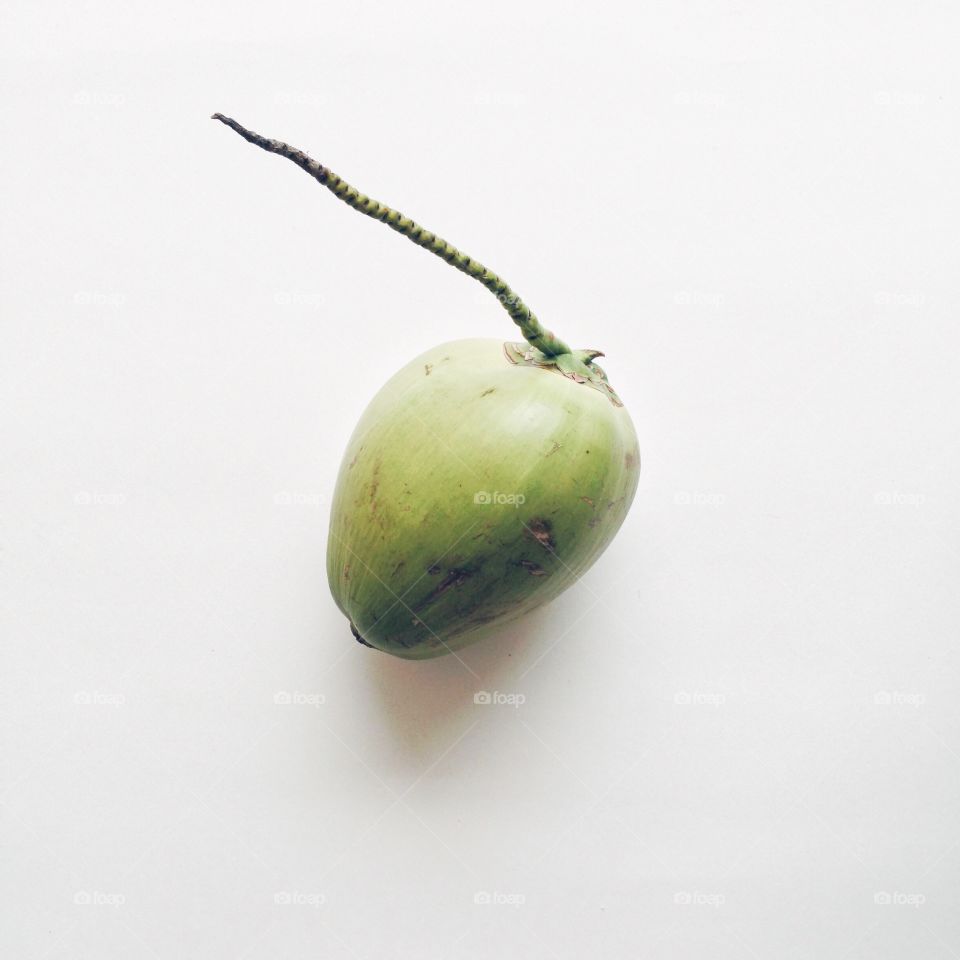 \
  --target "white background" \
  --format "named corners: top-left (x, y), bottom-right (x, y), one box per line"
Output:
top-left (2, 1), bottom-right (959, 956)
